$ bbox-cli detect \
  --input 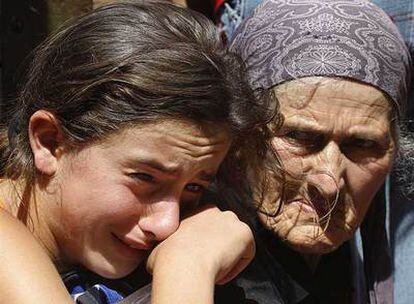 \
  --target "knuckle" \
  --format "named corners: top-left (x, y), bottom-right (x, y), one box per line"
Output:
top-left (240, 222), bottom-right (254, 238)
top-left (222, 210), bottom-right (239, 221)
